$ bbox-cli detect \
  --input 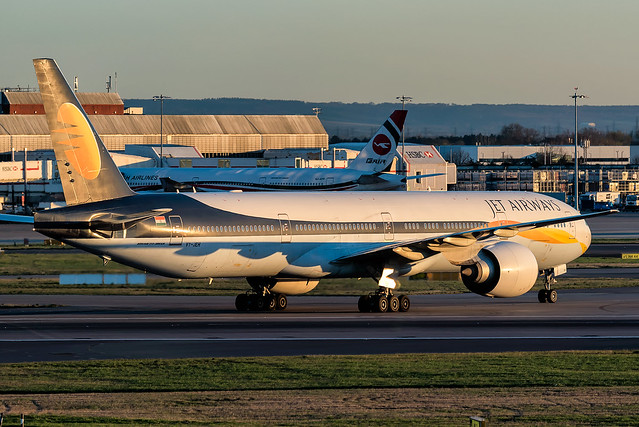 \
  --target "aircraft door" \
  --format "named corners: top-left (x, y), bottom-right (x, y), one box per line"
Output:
top-left (278, 213), bottom-right (292, 243)
top-left (381, 212), bottom-right (394, 241)
top-left (565, 211), bottom-right (576, 236)
top-left (169, 215), bottom-right (184, 245)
